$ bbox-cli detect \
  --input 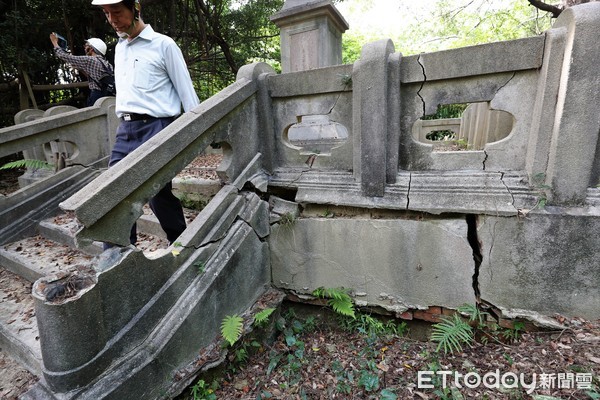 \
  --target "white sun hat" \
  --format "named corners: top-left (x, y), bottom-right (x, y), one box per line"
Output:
top-left (91, 0), bottom-right (123, 4)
